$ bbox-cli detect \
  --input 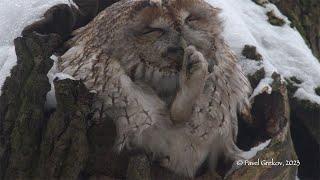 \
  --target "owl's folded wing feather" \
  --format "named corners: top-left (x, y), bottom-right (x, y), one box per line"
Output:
top-left (98, 61), bottom-right (169, 151)
top-left (186, 42), bottom-right (251, 145)
top-left (58, 44), bottom-right (168, 152)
